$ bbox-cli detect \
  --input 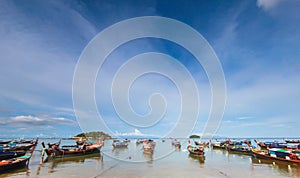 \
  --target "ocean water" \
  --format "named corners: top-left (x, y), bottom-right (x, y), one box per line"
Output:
top-left (1, 138), bottom-right (300, 178)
